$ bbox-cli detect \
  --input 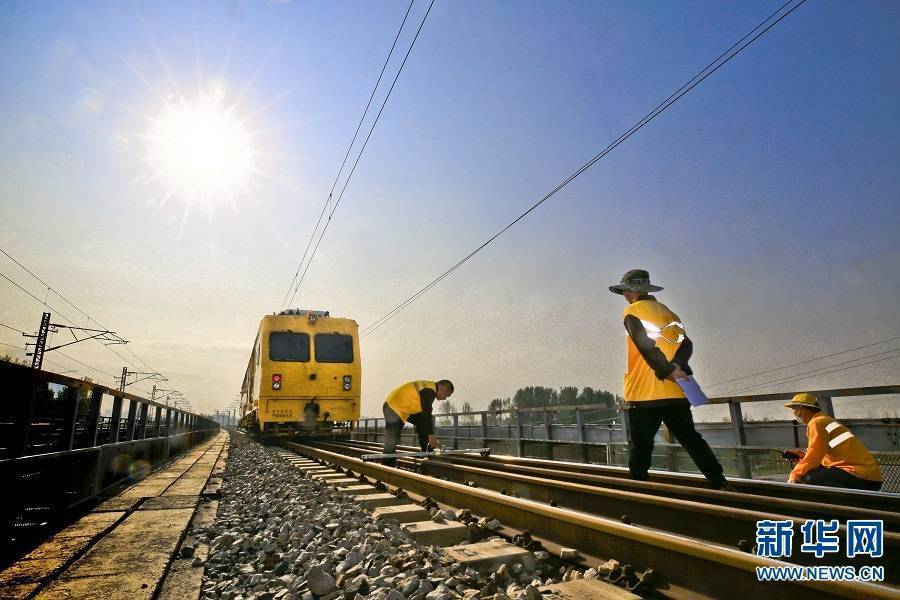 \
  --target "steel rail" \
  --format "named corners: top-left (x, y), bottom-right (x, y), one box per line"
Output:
top-left (316, 439), bottom-right (900, 530)
top-left (284, 441), bottom-right (897, 600)
top-left (340, 437), bottom-right (900, 514)
top-left (303, 439), bottom-right (900, 582)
